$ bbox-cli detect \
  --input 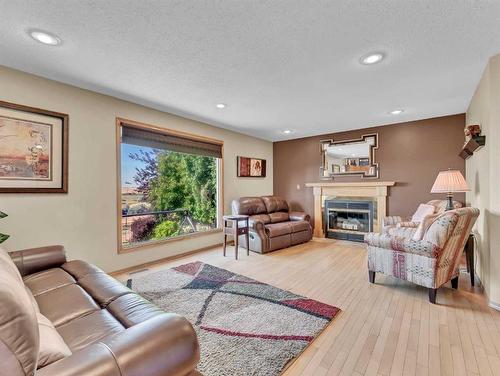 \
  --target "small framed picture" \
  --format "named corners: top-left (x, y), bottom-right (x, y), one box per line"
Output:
top-left (359, 158), bottom-right (369, 166)
top-left (0, 101), bottom-right (68, 193)
top-left (237, 156), bottom-right (266, 177)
